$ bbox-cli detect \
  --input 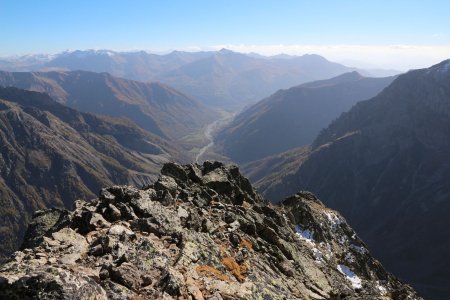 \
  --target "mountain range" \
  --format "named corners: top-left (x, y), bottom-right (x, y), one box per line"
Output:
top-left (246, 60), bottom-right (450, 299)
top-left (0, 70), bottom-right (216, 141)
top-left (0, 87), bottom-right (186, 261)
top-left (0, 50), bottom-right (445, 299)
top-left (0, 49), bottom-right (400, 109)
top-left (217, 72), bottom-right (396, 163)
